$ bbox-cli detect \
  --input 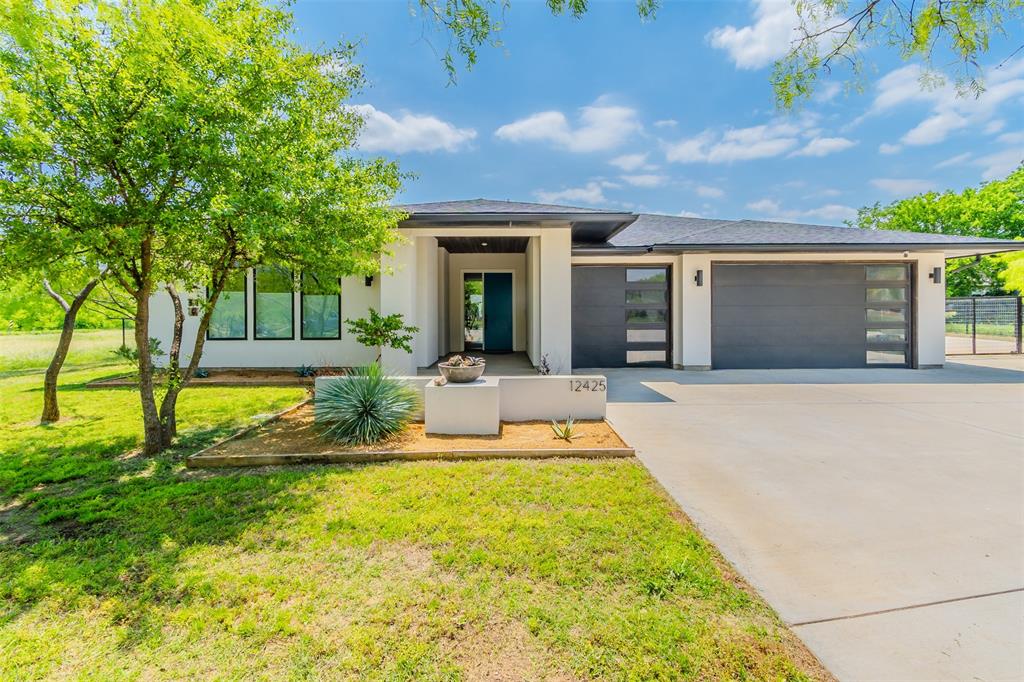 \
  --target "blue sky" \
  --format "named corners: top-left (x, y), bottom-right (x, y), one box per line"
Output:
top-left (293, 0), bottom-right (1023, 225)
